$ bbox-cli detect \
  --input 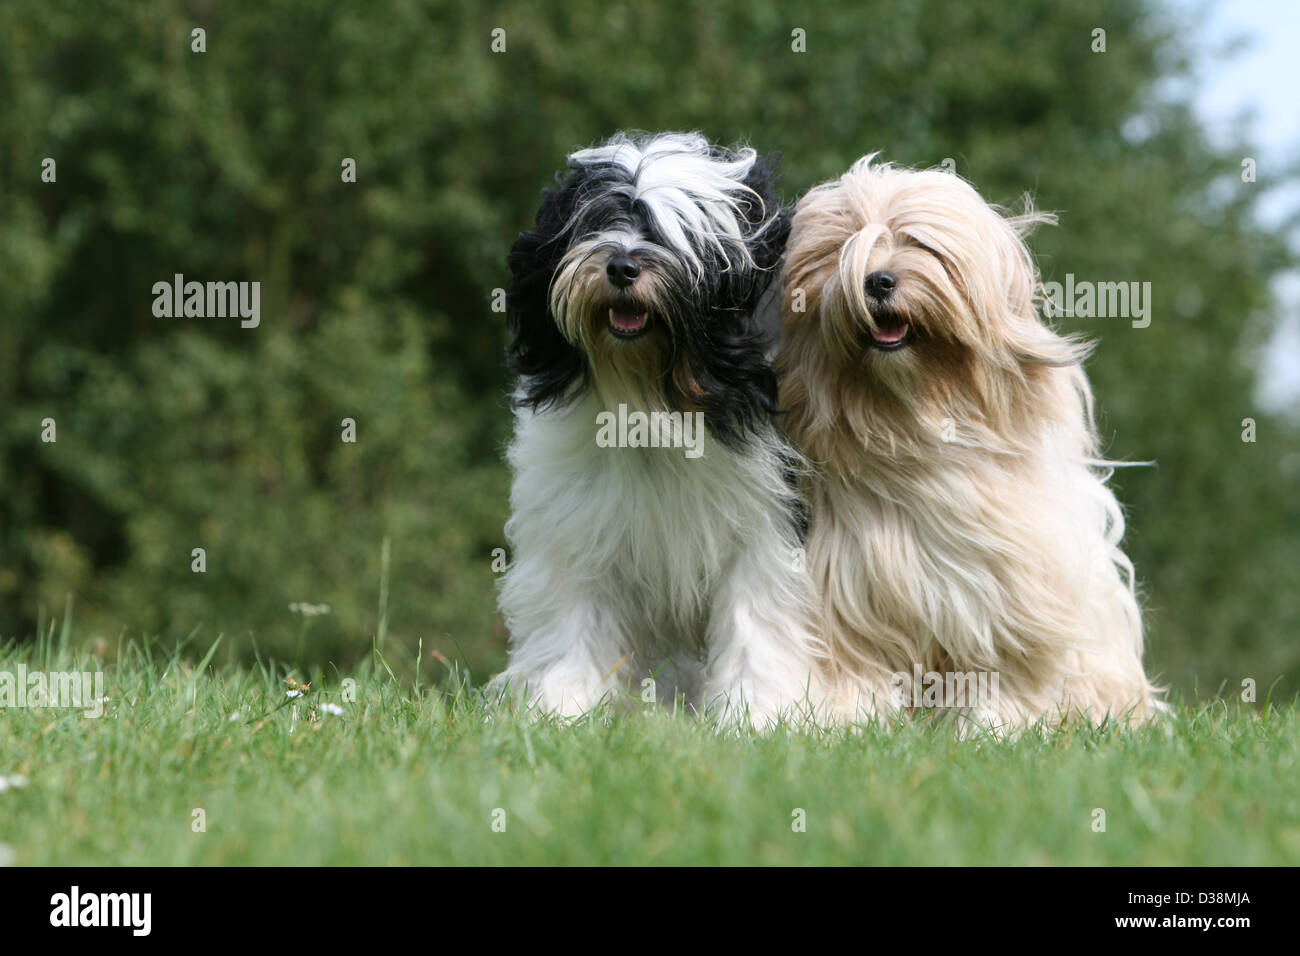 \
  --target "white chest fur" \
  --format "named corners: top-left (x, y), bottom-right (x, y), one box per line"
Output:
top-left (495, 391), bottom-right (824, 723)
